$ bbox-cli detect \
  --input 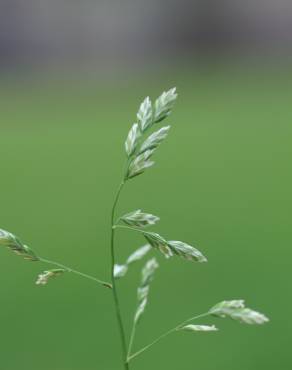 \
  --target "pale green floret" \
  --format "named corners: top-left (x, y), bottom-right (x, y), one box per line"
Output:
top-left (0, 229), bottom-right (38, 261)
top-left (210, 300), bottom-right (269, 325)
top-left (137, 96), bottom-right (153, 132)
top-left (114, 264), bottom-right (128, 279)
top-left (154, 88), bottom-right (178, 123)
top-left (139, 126), bottom-right (170, 154)
top-left (134, 258), bottom-right (159, 324)
top-left (210, 300), bottom-right (245, 314)
top-left (114, 244), bottom-right (152, 280)
top-left (36, 269), bottom-right (66, 285)
top-left (180, 324), bottom-right (218, 332)
top-left (121, 210), bottom-right (160, 228)
top-left (127, 150), bottom-right (155, 179)
top-left (143, 232), bottom-right (173, 258)
top-left (227, 308), bottom-right (269, 325)
top-left (125, 123), bottom-right (141, 157)
top-left (126, 245), bottom-right (151, 265)
top-left (167, 240), bottom-right (207, 263)
top-left (142, 233), bottom-right (207, 263)
top-left (140, 258), bottom-right (159, 286)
